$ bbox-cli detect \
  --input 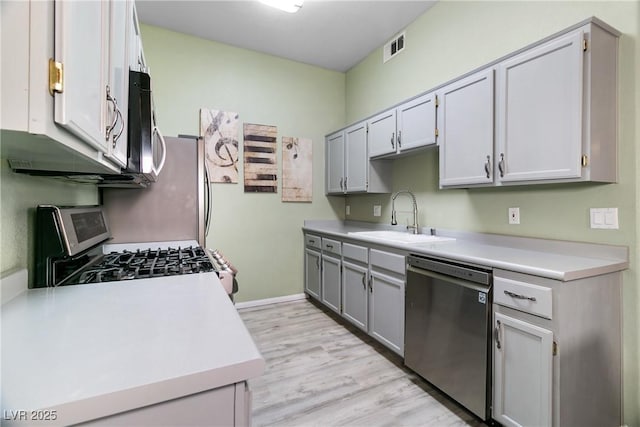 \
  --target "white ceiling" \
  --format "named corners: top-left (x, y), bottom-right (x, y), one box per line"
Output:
top-left (135, 1), bottom-right (437, 72)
